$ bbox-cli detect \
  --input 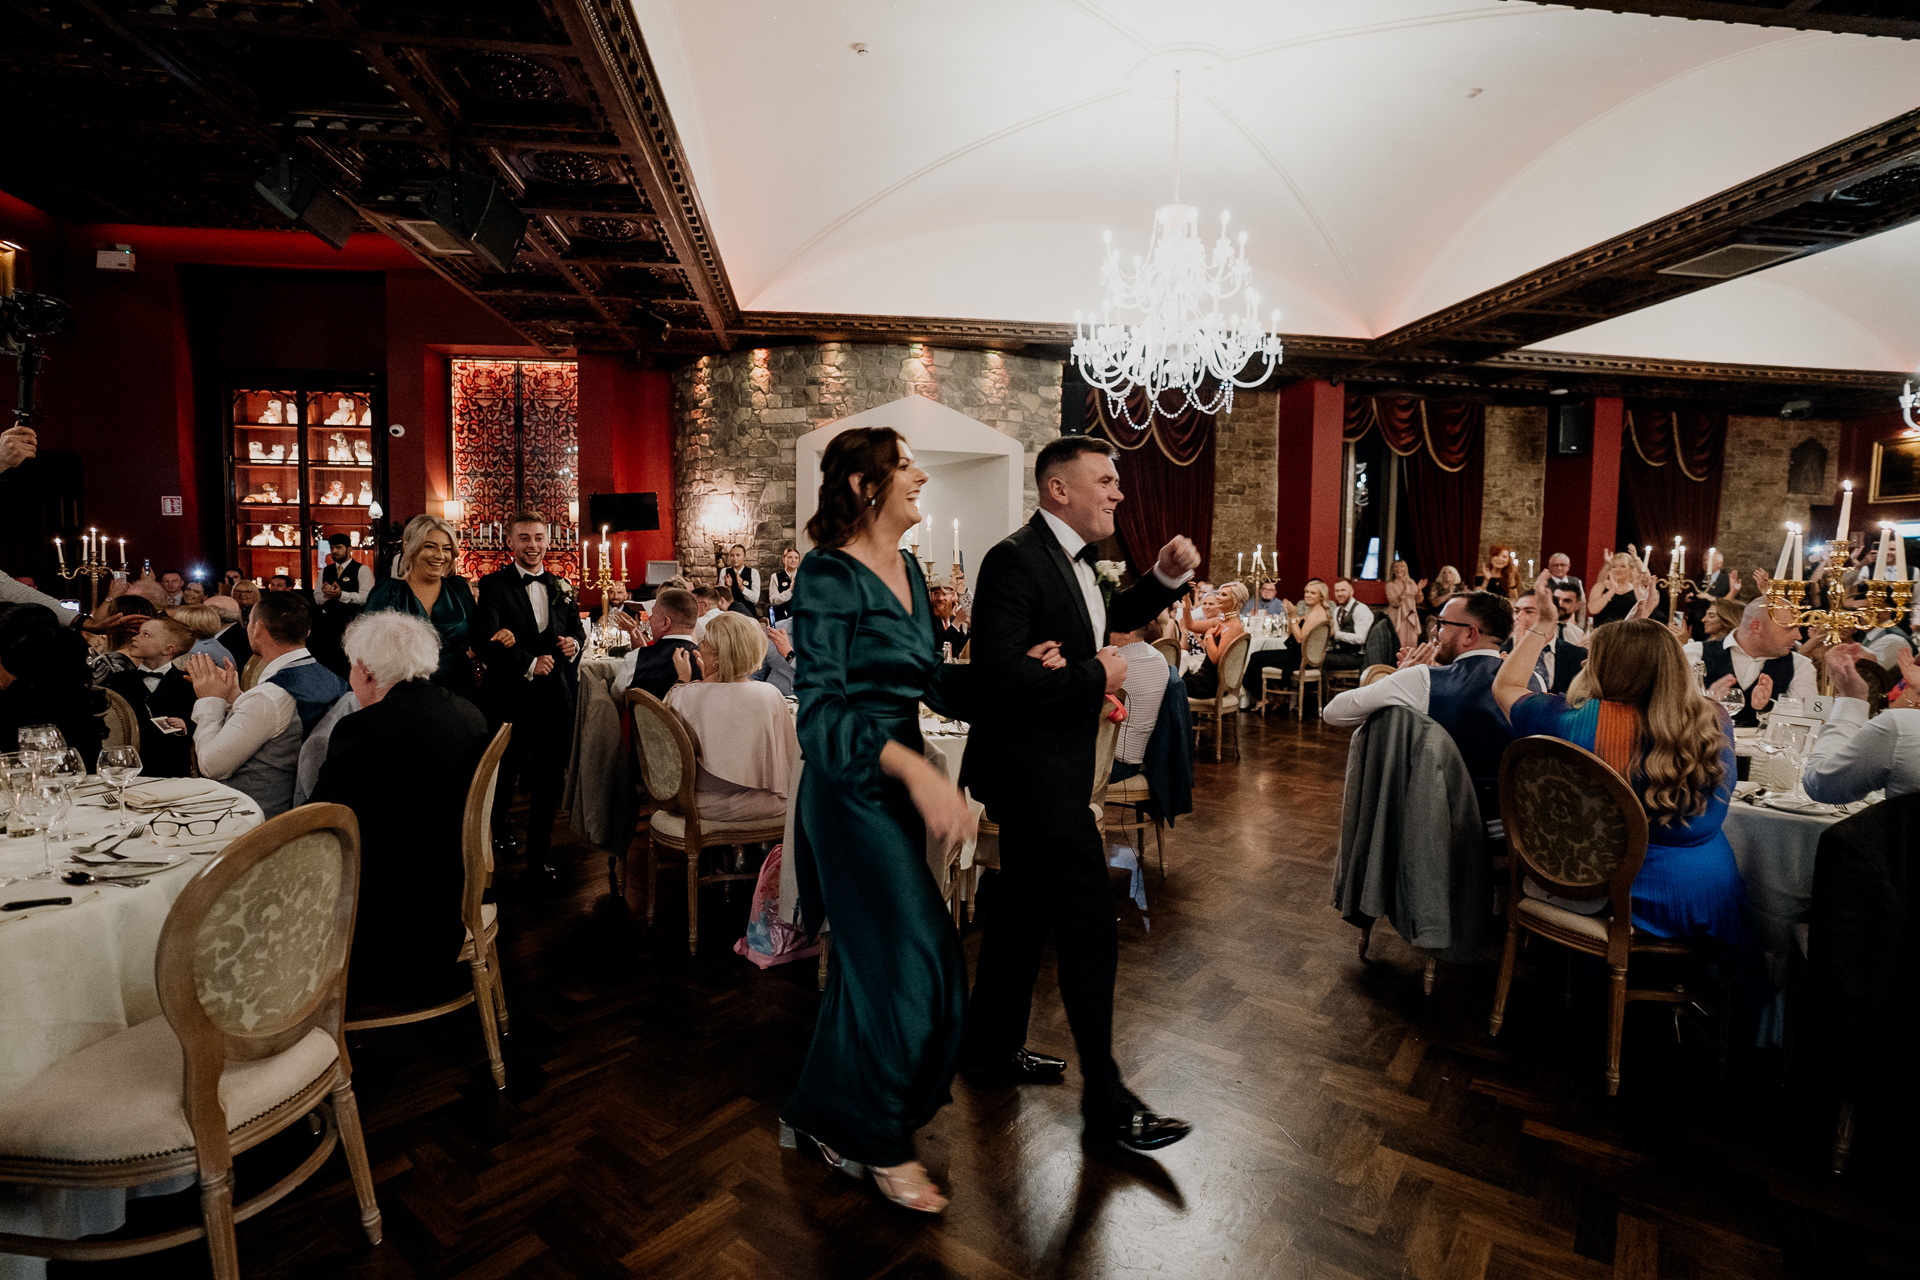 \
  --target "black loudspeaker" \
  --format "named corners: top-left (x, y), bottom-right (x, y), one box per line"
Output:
top-left (1060, 362), bottom-right (1089, 436)
top-left (1550, 401), bottom-right (1593, 457)
top-left (254, 155), bottom-right (358, 250)
top-left (588, 492), bottom-right (660, 532)
top-left (422, 170), bottom-right (528, 273)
